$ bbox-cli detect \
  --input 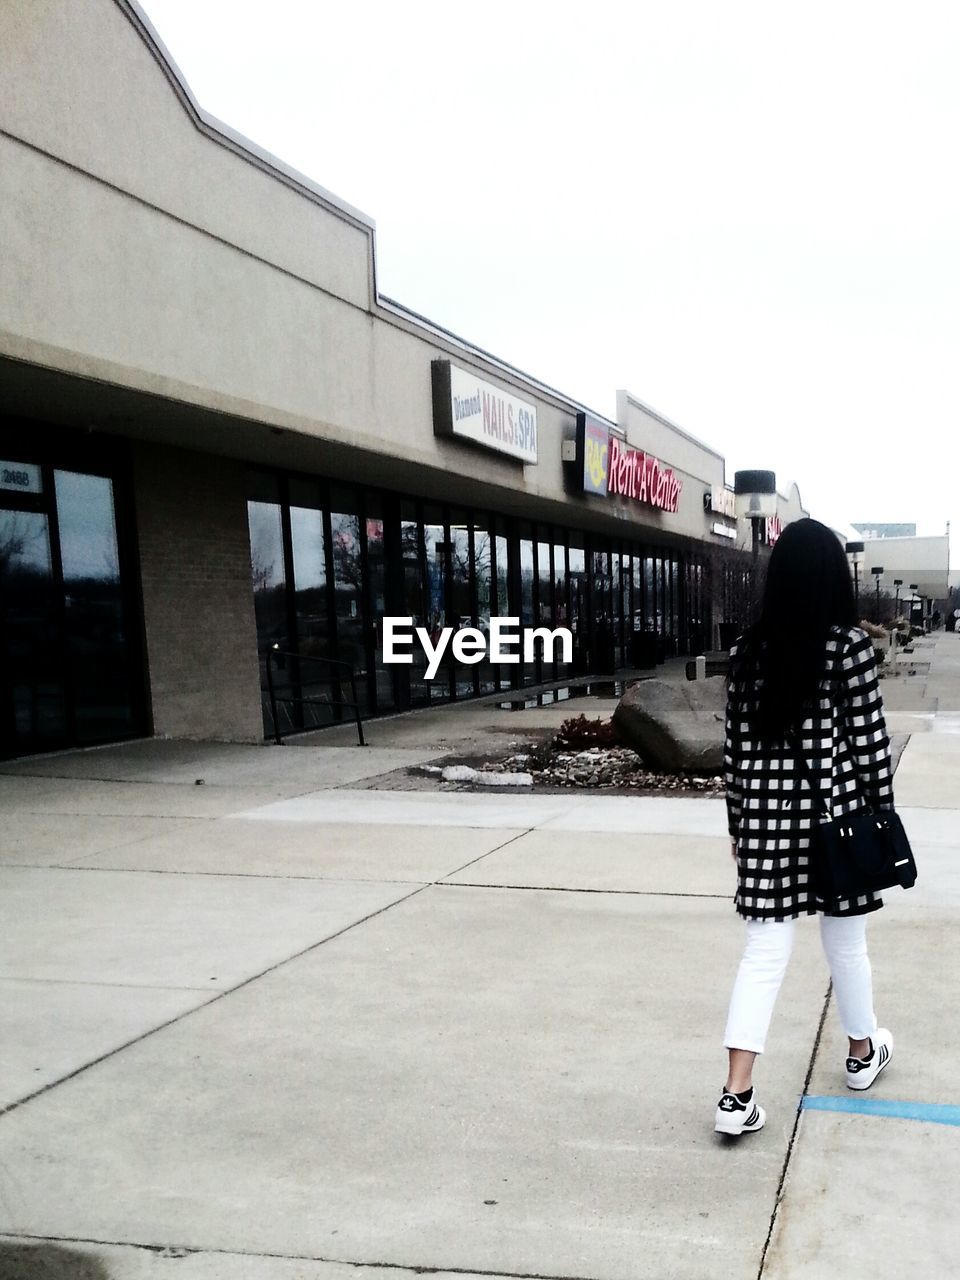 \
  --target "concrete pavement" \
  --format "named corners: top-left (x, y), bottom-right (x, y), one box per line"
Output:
top-left (1, 634), bottom-right (958, 1278)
